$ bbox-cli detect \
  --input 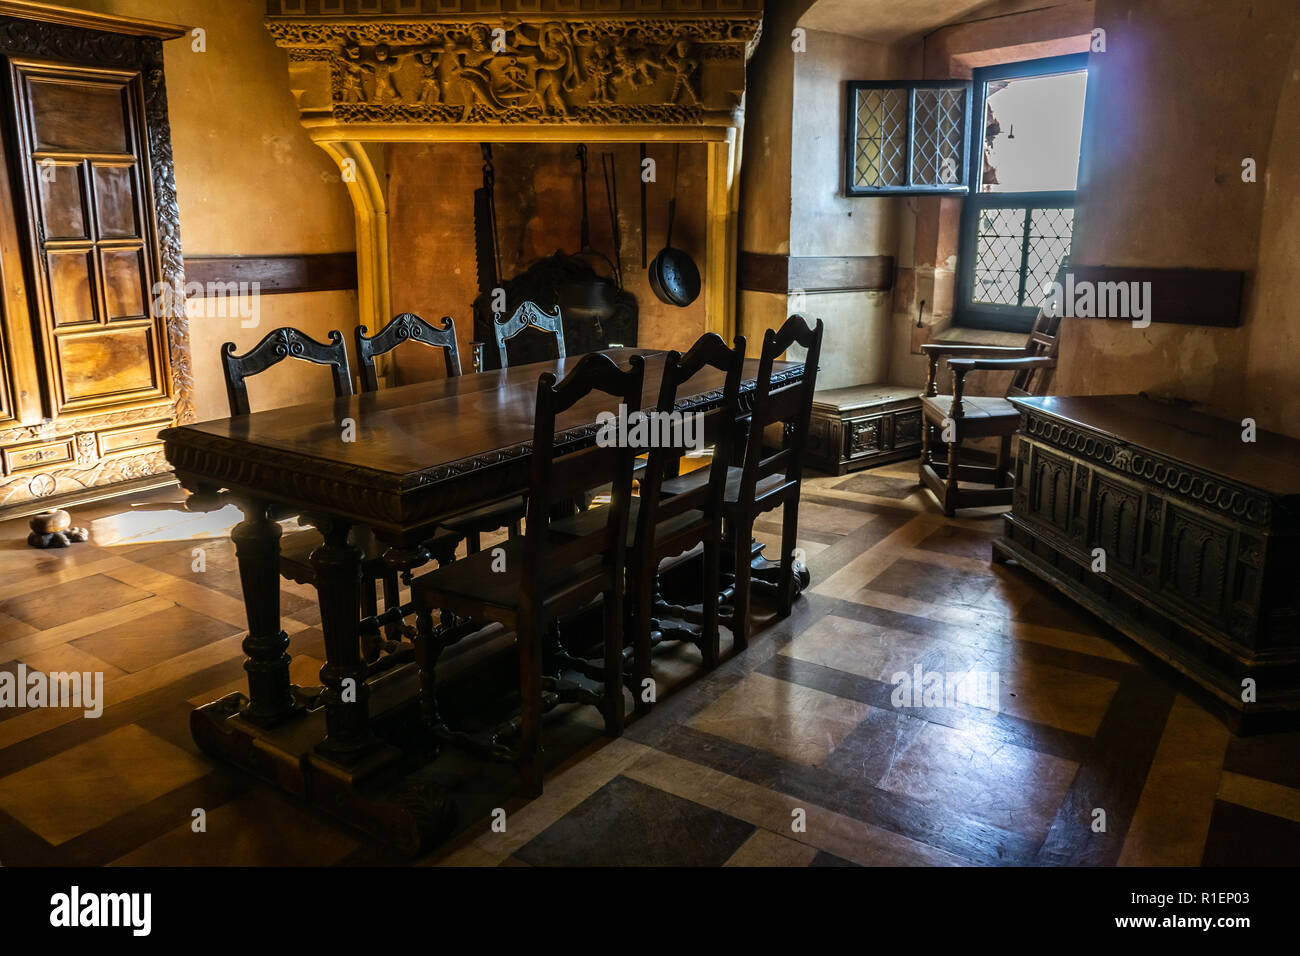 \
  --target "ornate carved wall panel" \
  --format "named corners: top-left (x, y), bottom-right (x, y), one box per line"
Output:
top-left (265, 3), bottom-right (761, 129)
